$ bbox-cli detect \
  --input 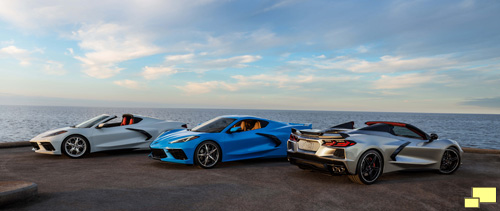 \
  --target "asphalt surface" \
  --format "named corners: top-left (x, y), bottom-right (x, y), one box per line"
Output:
top-left (1, 147), bottom-right (499, 211)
